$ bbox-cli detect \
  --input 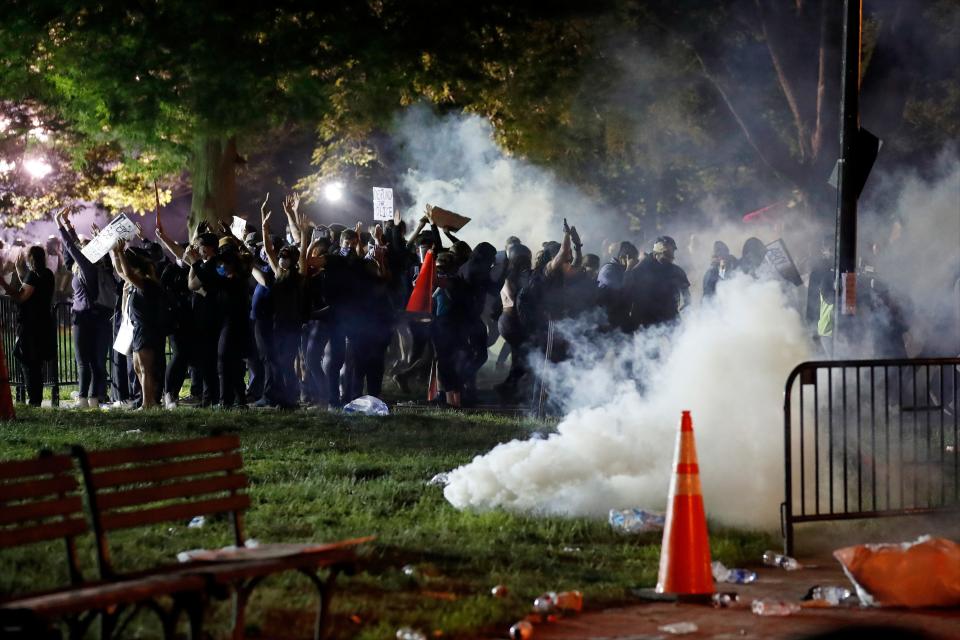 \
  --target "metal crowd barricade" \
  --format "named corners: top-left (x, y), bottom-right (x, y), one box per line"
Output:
top-left (782, 358), bottom-right (960, 555)
top-left (0, 296), bottom-right (79, 406)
